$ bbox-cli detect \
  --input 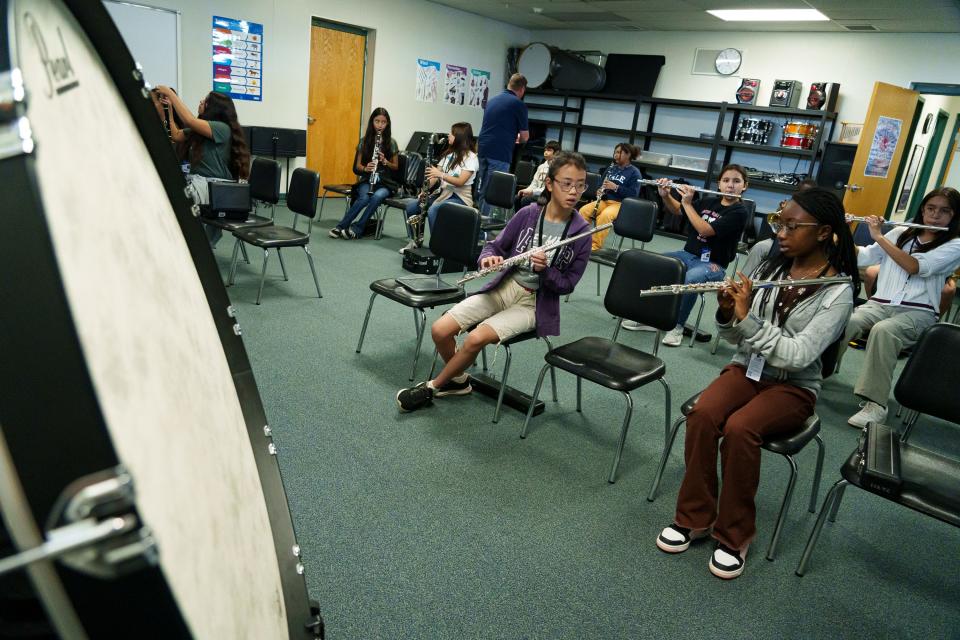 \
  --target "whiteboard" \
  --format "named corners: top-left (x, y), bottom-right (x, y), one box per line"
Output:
top-left (103, 1), bottom-right (180, 90)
